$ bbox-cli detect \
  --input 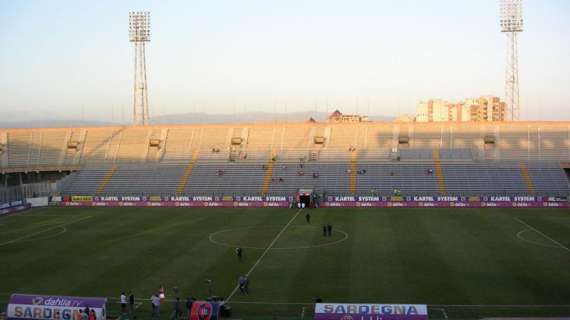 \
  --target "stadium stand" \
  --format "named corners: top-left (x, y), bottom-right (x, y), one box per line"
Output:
top-left (1, 122), bottom-right (569, 197)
